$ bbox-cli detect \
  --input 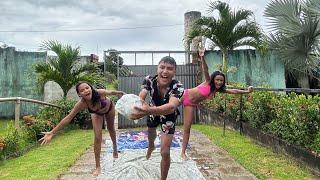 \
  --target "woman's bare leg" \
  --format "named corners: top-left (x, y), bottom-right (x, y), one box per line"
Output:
top-left (105, 104), bottom-right (118, 158)
top-left (181, 106), bottom-right (194, 160)
top-left (91, 114), bottom-right (104, 176)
